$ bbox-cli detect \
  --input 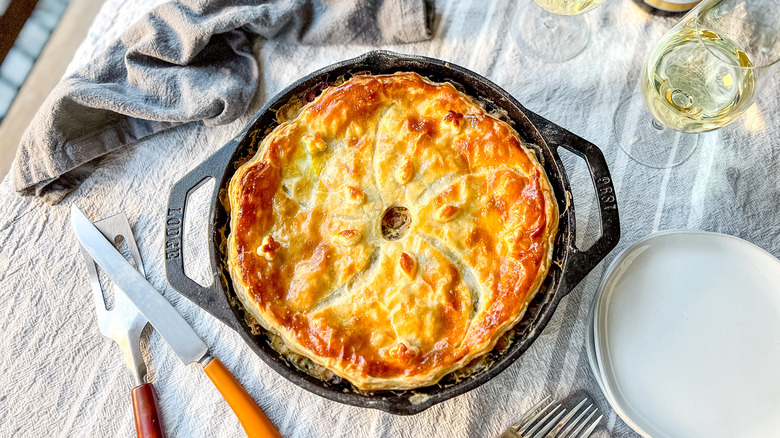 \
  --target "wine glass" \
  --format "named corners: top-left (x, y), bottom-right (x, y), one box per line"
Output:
top-left (614, 0), bottom-right (780, 168)
top-left (510, 0), bottom-right (608, 63)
